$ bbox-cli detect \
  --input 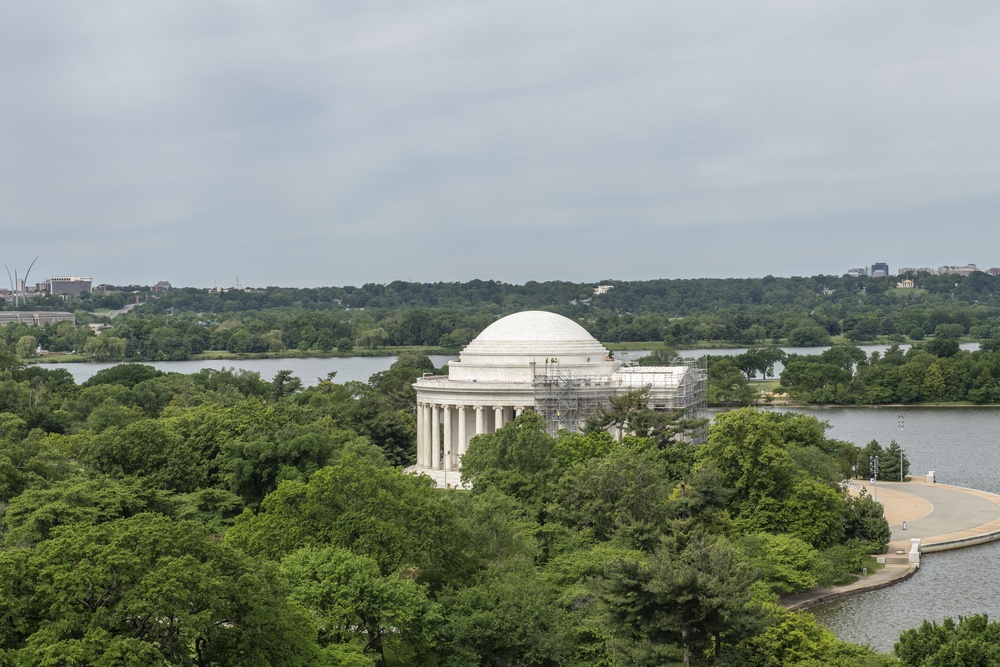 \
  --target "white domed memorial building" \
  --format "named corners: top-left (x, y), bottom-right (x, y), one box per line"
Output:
top-left (409, 311), bottom-right (706, 487)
